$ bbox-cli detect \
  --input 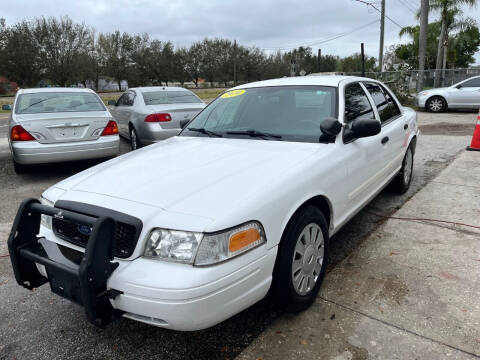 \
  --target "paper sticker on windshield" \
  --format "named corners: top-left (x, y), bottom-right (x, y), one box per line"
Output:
top-left (221, 90), bottom-right (245, 99)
